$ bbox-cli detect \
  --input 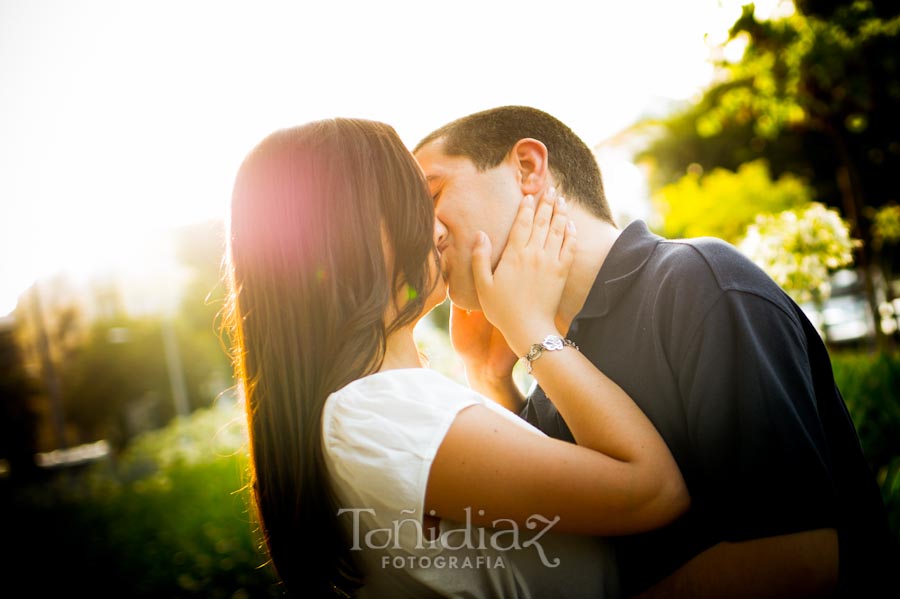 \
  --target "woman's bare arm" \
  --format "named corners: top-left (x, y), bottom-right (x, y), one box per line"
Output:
top-left (426, 187), bottom-right (687, 535)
